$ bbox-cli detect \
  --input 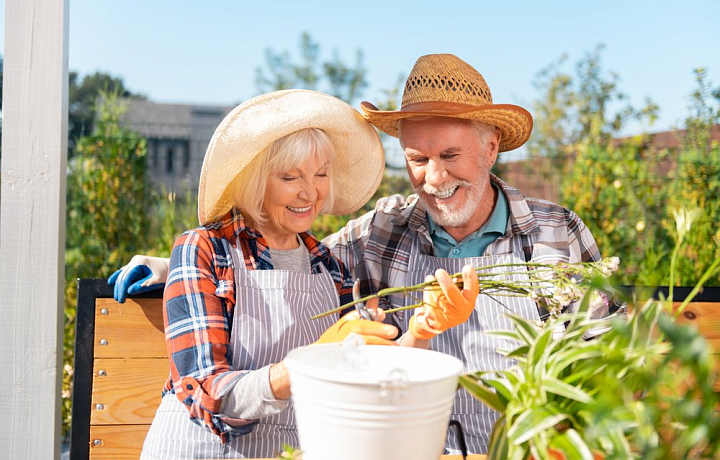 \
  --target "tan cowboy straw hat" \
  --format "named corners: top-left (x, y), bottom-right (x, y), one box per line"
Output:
top-left (198, 89), bottom-right (385, 225)
top-left (361, 54), bottom-right (533, 152)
